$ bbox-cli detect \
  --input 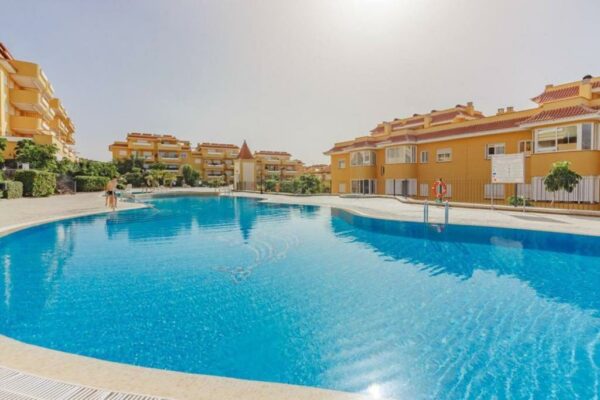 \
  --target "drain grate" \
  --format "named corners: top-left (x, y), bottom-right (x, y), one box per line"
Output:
top-left (0, 366), bottom-right (170, 400)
